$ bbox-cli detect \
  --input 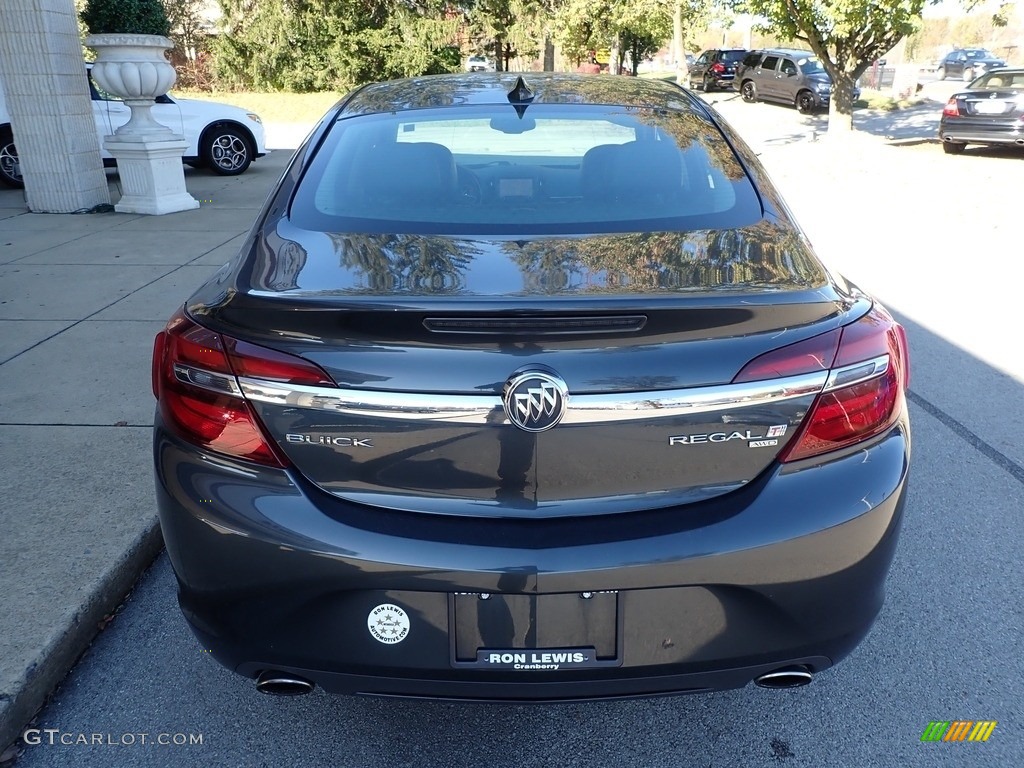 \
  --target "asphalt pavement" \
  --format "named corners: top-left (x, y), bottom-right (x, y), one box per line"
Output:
top-left (3, 92), bottom-right (1024, 767)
